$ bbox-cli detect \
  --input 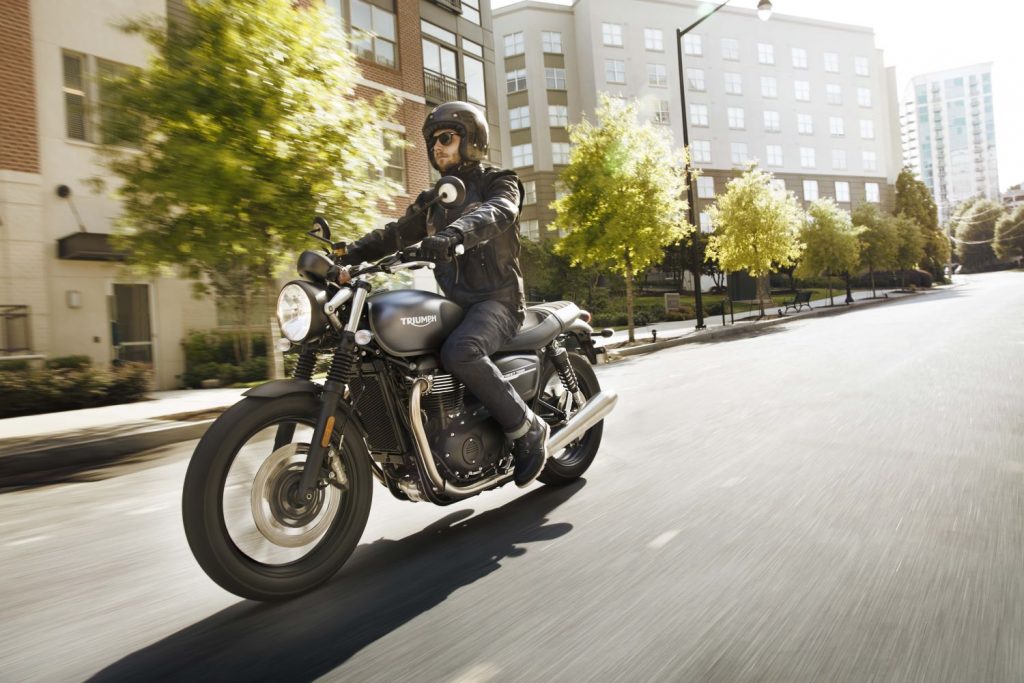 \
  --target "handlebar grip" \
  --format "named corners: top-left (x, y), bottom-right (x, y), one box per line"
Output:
top-left (454, 244), bottom-right (465, 256)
